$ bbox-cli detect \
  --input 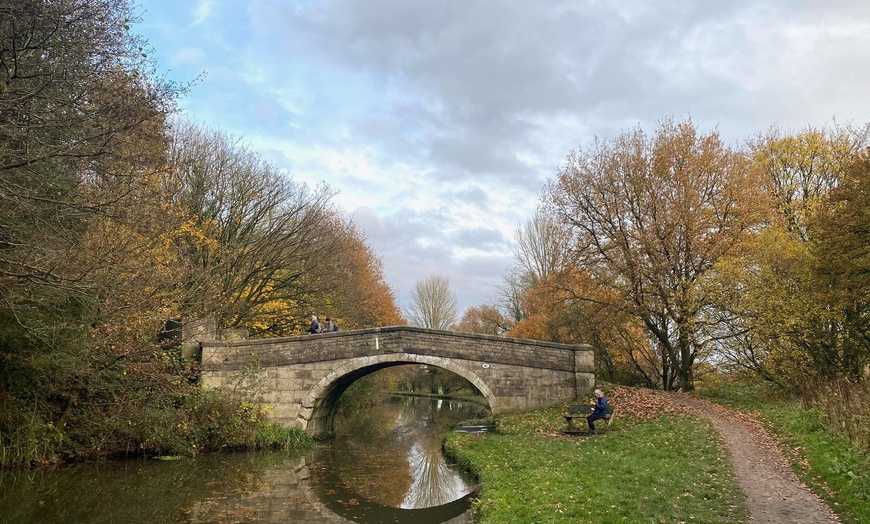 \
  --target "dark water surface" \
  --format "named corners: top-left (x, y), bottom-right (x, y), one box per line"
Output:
top-left (0, 397), bottom-right (487, 523)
